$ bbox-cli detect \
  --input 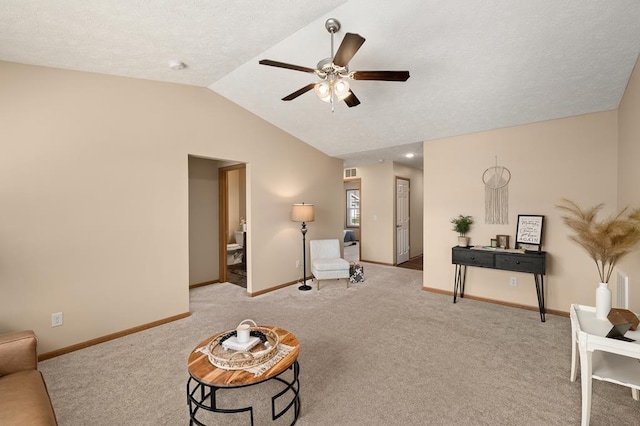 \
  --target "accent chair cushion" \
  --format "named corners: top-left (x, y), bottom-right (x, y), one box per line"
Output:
top-left (312, 258), bottom-right (350, 271)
